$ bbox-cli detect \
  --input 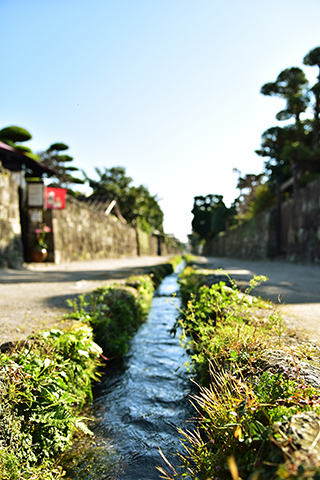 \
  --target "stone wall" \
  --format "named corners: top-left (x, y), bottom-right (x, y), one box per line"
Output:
top-left (136, 228), bottom-right (150, 256)
top-left (204, 210), bottom-right (275, 260)
top-left (0, 173), bottom-right (182, 268)
top-left (50, 197), bottom-right (138, 263)
top-left (149, 235), bottom-right (159, 256)
top-left (47, 197), bottom-right (184, 264)
top-left (0, 165), bottom-right (24, 268)
top-left (136, 230), bottom-right (161, 256)
top-left (203, 177), bottom-right (320, 263)
top-left (285, 178), bottom-right (320, 263)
